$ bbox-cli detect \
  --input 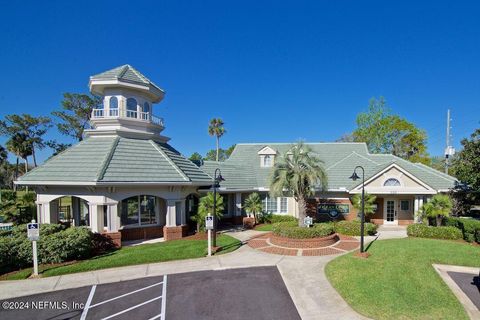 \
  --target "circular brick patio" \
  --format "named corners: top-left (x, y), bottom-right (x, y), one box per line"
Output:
top-left (247, 232), bottom-right (359, 256)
